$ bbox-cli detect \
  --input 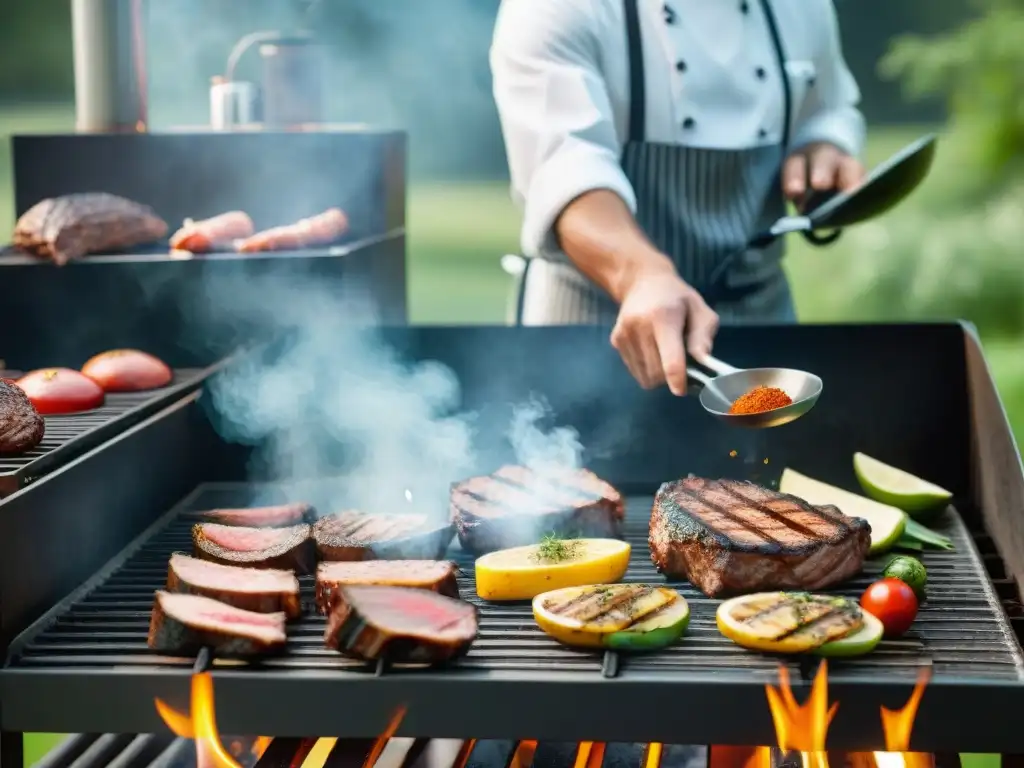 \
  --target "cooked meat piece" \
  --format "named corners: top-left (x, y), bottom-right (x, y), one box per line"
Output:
top-left (148, 591), bottom-right (287, 658)
top-left (0, 378), bottom-right (44, 455)
top-left (236, 208), bottom-right (348, 253)
top-left (450, 465), bottom-right (624, 555)
top-left (324, 585), bottom-right (477, 664)
top-left (315, 560), bottom-right (459, 613)
top-left (193, 523), bottom-right (313, 573)
top-left (170, 211), bottom-right (254, 252)
top-left (167, 553), bottom-right (302, 619)
top-left (648, 477), bottom-right (871, 598)
top-left (313, 511), bottom-right (454, 562)
top-left (13, 192), bottom-right (168, 265)
top-left (192, 502), bottom-right (314, 528)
